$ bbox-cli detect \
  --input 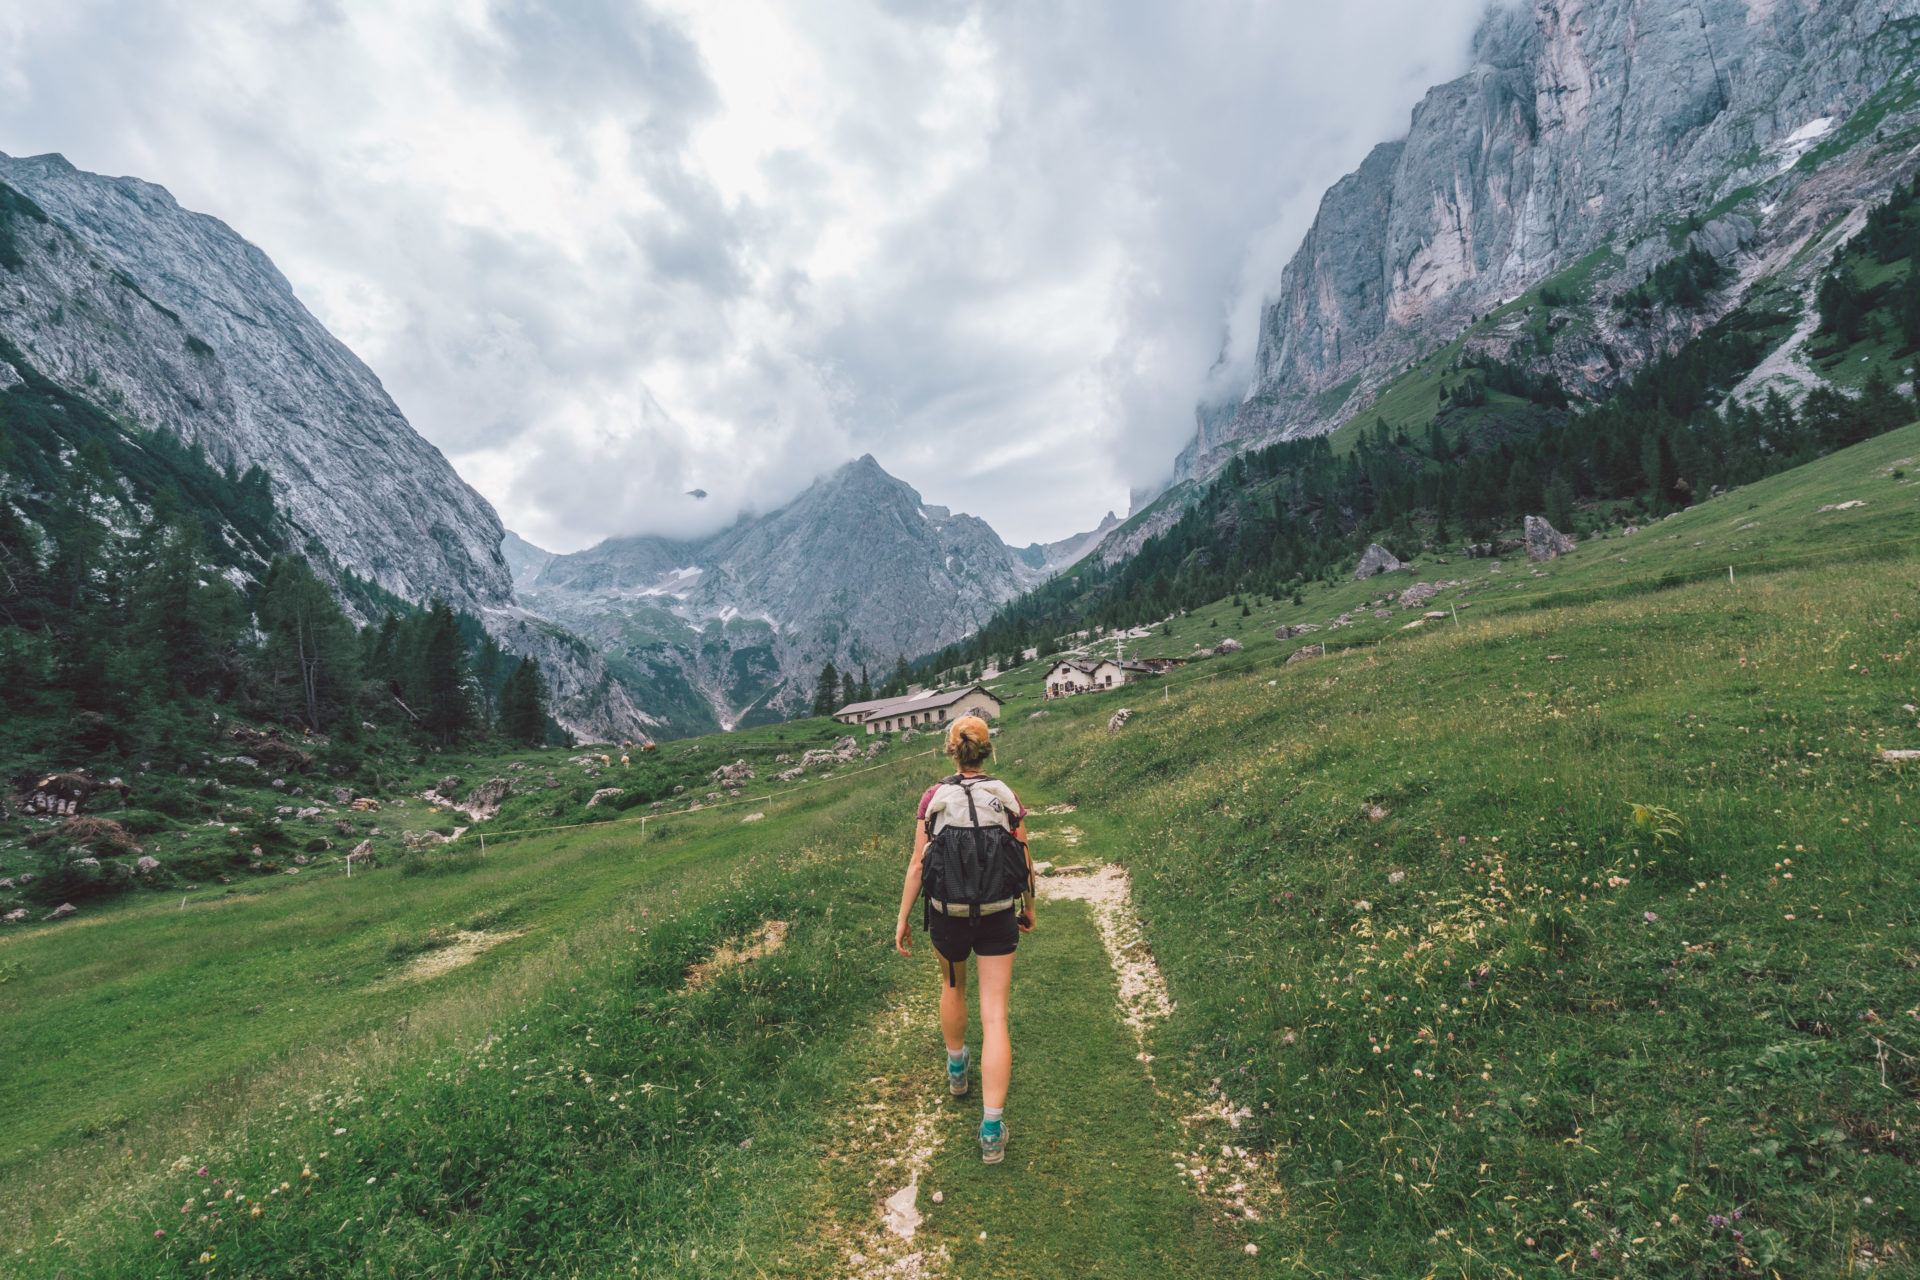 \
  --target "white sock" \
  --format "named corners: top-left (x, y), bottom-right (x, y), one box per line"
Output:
top-left (947, 1047), bottom-right (967, 1066)
top-left (983, 1105), bottom-right (1004, 1125)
